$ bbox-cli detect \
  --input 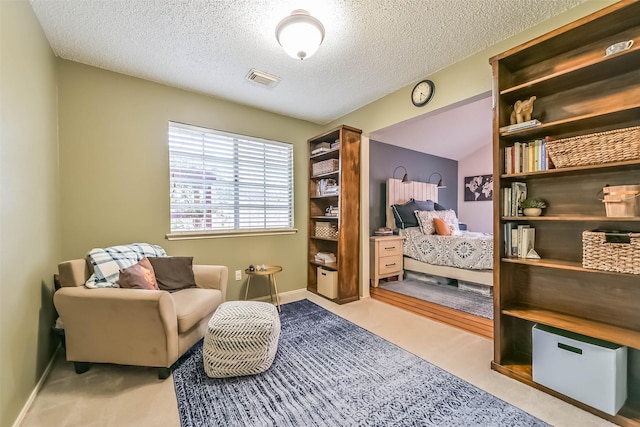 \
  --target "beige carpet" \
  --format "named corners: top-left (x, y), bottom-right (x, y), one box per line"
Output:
top-left (20, 291), bottom-right (613, 427)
